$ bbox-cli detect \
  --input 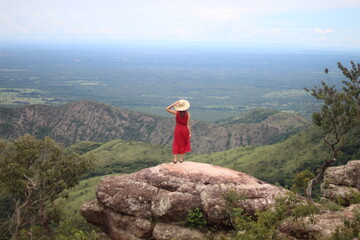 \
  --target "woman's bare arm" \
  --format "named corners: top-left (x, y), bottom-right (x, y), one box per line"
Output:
top-left (166, 101), bottom-right (178, 115)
